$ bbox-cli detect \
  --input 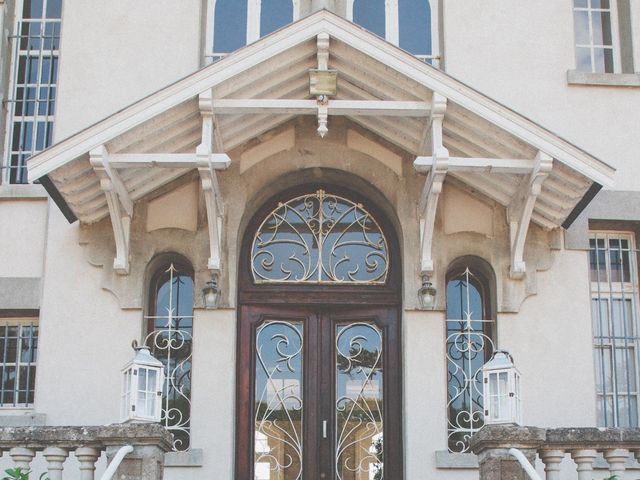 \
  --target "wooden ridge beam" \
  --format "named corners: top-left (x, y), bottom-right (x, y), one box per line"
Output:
top-left (414, 156), bottom-right (536, 174)
top-left (107, 153), bottom-right (230, 169)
